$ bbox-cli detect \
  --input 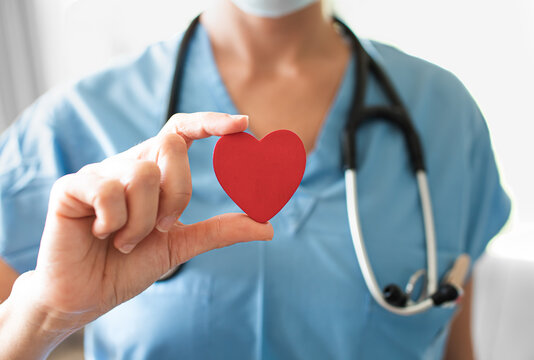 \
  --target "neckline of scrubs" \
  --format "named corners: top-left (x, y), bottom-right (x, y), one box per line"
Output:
top-left (195, 23), bottom-right (356, 197)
